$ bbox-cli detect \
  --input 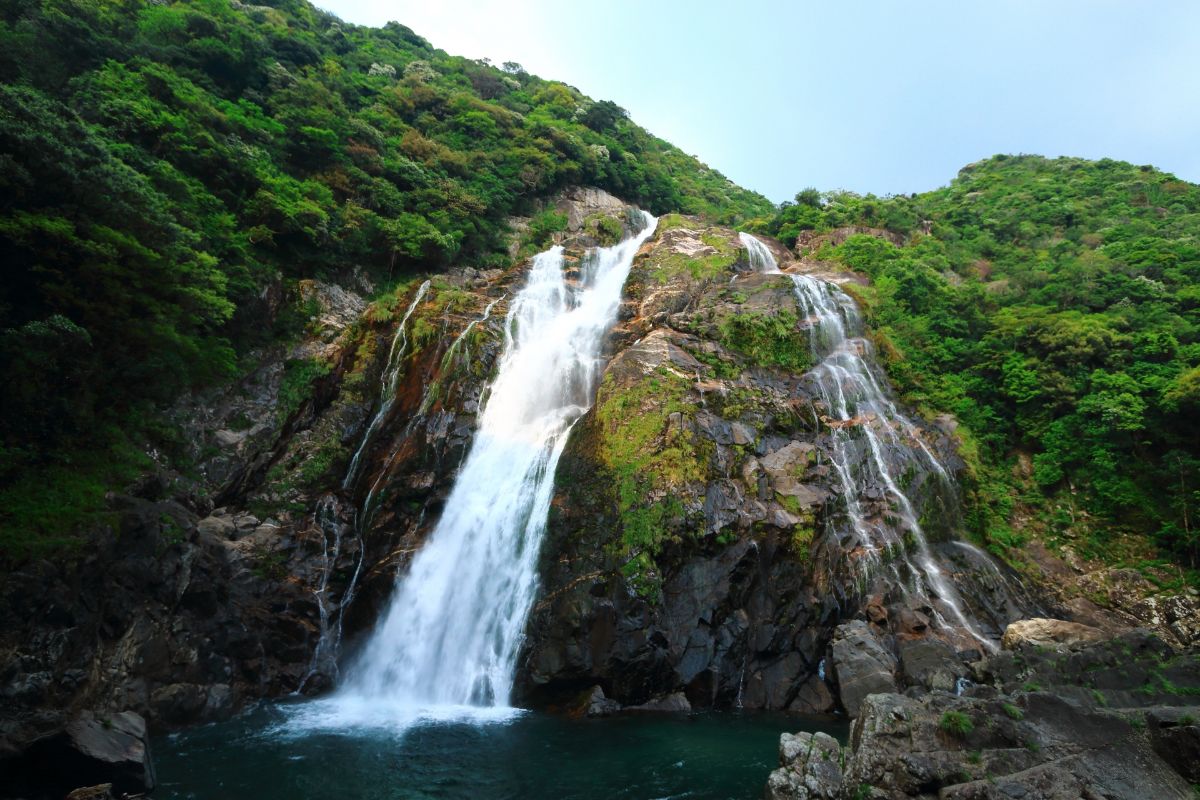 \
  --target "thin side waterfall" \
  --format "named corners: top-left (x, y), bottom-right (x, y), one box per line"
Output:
top-left (345, 279), bottom-right (431, 490)
top-left (297, 213), bottom-right (657, 729)
top-left (739, 233), bottom-right (995, 651)
top-left (359, 294), bottom-right (503, 523)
